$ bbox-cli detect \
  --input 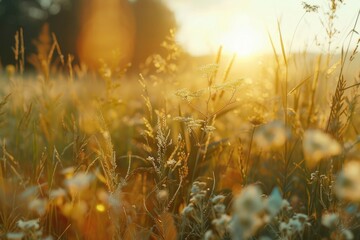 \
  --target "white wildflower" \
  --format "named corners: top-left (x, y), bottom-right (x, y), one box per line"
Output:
top-left (342, 229), bottom-right (354, 240)
top-left (241, 215), bottom-right (263, 239)
top-left (279, 213), bottom-right (309, 238)
top-left (211, 195), bottom-right (226, 204)
top-left (175, 88), bottom-right (204, 102)
top-left (204, 229), bottom-right (216, 240)
top-left (266, 187), bottom-right (283, 217)
top-left (254, 121), bottom-right (287, 150)
top-left (20, 186), bottom-right (38, 199)
top-left (192, 192), bottom-right (206, 204)
top-left (191, 181), bottom-right (204, 195)
top-left (49, 188), bottom-right (67, 206)
top-left (322, 213), bottom-right (339, 228)
top-left (182, 204), bottom-right (194, 216)
top-left (213, 203), bottom-right (226, 214)
top-left (108, 191), bottom-right (121, 210)
top-left (28, 198), bottom-right (47, 216)
top-left (199, 63), bottom-right (219, 79)
top-left (289, 218), bottom-right (302, 232)
top-left (64, 172), bottom-right (94, 195)
top-left (49, 188), bottom-right (67, 199)
top-left (230, 186), bottom-right (264, 239)
top-left (279, 221), bottom-right (289, 232)
top-left (212, 214), bottom-right (231, 230)
top-left (62, 200), bottom-right (88, 222)
top-left (303, 129), bottom-right (341, 168)
top-left (202, 125), bottom-right (216, 133)
top-left (281, 199), bottom-right (291, 210)
top-left (213, 79), bottom-right (244, 90)
top-left (156, 189), bottom-right (169, 202)
top-left (294, 213), bottom-right (309, 222)
top-left (6, 232), bottom-right (25, 240)
top-left (17, 219), bottom-right (40, 230)
top-left (166, 158), bottom-right (176, 167)
top-left (233, 185), bottom-right (263, 218)
top-left (61, 166), bottom-right (75, 178)
top-left (335, 161), bottom-right (360, 201)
